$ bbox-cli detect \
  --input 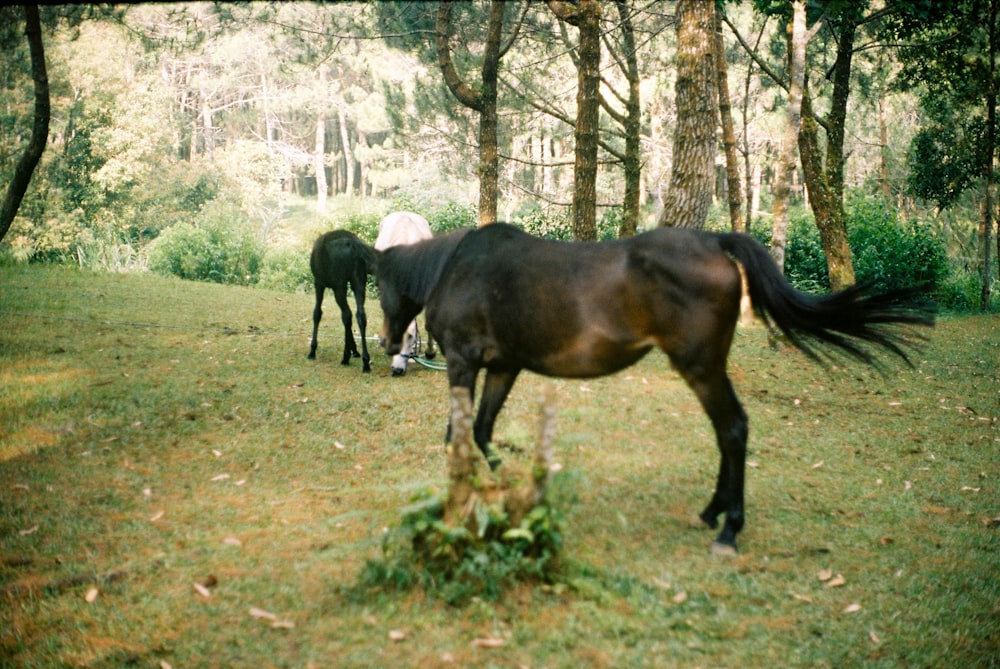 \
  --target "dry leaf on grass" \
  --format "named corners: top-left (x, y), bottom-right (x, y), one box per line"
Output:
top-left (389, 630), bottom-right (407, 642)
top-left (818, 568), bottom-right (834, 582)
top-left (844, 602), bottom-right (862, 613)
top-left (672, 591), bottom-right (688, 604)
top-left (471, 637), bottom-right (504, 649)
top-left (85, 587), bottom-right (99, 603)
top-left (193, 583), bottom-right (211, 598)
top-left (250, 607), bottom-right (277, 621)
top-left (869, 630), bottom-right (881, 644)
top-left (825, 574), bottom-right (847, 588)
